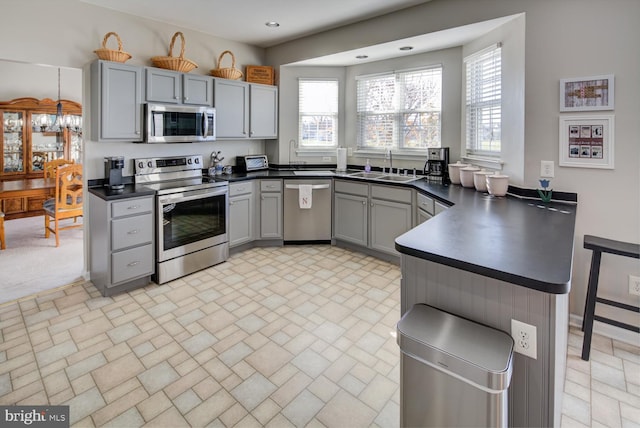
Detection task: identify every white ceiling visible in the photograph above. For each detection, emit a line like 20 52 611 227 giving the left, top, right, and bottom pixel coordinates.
79 0 514 66
79 0 434 48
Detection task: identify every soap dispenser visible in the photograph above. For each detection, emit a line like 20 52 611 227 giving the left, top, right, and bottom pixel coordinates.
364 159 371 173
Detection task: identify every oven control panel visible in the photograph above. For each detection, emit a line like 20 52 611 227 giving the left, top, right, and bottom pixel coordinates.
135 155 203 175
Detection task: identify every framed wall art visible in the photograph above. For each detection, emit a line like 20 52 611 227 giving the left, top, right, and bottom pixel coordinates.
559 115 614 169
560 74 614 111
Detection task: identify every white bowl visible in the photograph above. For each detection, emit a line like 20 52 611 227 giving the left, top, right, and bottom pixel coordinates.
473 170 494 192
459 166 480 188
486 174 509 196
447 162 467 184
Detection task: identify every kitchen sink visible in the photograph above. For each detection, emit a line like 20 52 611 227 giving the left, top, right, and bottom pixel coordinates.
377 174 421 183
347 171 387 179
292 170 334 176
347 171 421 183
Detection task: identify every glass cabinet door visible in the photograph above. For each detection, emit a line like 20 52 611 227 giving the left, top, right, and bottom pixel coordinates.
30 113 64 172
66 114 83 163
2 111 25 173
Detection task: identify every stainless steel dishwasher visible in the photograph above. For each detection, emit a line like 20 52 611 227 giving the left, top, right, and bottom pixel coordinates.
283 179 332 243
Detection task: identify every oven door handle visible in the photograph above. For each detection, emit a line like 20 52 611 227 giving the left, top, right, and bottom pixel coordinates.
158 187 227 204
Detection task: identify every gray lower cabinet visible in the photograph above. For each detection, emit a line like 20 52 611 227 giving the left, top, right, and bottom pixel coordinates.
89 60 143 142
416 192 449 225
334 189 368 246
89 194 154 296
229 181 255 247
334 179 413 256
259 179 282 239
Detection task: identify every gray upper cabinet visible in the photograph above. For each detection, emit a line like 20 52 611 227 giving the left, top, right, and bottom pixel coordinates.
214 79 277 139
249 84 278 139
90 60 142 142
214 79 249 138
145 68 213 106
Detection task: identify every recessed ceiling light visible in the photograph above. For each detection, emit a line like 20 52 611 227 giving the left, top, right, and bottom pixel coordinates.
356 55 368 59
399 46 414 51
265 21 280 28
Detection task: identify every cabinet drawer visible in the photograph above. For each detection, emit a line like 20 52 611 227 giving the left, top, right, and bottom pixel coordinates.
230 181 254 197
371 184 412 204
417 193 435 215
111 214 153 251
111 197 153 218
260 180 282 192
334 180 368 197
111 243 153 285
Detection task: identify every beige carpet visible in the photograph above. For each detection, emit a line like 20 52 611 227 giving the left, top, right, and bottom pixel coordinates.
0 215 84 304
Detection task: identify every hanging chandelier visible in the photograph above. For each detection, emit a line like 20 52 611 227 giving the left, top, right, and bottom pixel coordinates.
52 68 64 132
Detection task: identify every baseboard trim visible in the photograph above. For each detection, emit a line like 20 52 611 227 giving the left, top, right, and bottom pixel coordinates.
569 314 640 346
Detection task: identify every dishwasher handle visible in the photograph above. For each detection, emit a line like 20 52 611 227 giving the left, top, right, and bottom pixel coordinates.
285 184 330 190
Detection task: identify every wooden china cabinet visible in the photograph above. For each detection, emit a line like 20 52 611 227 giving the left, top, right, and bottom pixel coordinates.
0 97 82 219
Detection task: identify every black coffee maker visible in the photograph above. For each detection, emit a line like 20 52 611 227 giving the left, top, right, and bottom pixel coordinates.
104 156 125 191
423 147 450 184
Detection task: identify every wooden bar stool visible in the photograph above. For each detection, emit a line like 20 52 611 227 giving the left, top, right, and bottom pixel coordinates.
581 235 640 360
0 211 5 250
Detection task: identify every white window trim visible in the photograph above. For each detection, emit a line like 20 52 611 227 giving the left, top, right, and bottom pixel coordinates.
356 65 442 157
298 78 339 152
464 43 502 161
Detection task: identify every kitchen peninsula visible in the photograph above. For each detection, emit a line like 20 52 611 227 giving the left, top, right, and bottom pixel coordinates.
395 183 576 427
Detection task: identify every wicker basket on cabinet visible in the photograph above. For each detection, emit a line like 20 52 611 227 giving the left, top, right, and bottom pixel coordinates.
210 50 243 80
93 32 132 63
151 32 198 73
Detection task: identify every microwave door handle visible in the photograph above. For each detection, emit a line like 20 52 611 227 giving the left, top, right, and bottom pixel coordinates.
202 113 208 138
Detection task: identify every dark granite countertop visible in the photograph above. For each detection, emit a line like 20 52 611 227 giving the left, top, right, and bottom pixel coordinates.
88 183 156 201
88 168 576 294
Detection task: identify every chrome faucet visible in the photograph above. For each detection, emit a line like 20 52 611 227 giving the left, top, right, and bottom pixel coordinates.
385 149 393 174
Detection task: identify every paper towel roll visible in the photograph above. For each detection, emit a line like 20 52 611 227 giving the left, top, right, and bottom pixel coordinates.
336 148 347 172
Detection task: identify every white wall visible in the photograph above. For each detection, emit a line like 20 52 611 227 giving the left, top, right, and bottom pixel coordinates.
266 0 640 329
0 62 81 103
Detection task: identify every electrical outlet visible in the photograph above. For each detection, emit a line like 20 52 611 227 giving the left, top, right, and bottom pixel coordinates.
322 156 332 161
540 161 555 178
511 319 537 359
629 275 640 296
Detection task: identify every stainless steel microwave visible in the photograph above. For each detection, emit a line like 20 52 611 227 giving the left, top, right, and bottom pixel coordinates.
143 103 216 143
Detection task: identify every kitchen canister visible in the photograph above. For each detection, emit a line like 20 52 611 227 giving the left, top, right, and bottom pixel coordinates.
486 173 510 197
459 166 480 188
473 169 494 192
447 161 468 184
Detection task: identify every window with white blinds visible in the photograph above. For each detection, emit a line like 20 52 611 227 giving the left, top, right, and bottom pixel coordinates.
298 79 339 148
356 67 442 151
465 44 502 156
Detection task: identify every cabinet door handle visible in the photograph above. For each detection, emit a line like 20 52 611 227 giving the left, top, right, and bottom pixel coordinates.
370 202 374 207
362 201 366 205
261 196 265 200
127 205 140 210
230 201 234 205
127 261 140 267
184 97 189 101
127 229 139 235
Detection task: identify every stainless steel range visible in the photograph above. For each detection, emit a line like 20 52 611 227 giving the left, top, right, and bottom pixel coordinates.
135 155 228 284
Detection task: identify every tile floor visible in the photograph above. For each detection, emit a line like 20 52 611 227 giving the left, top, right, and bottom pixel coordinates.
0 245 638 427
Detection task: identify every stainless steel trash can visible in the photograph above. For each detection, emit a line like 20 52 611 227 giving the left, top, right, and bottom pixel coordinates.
397 304 514 427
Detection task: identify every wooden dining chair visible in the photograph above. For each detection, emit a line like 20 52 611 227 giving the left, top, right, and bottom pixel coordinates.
0 211 5 250
43 158 74 178
44 163 83 247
